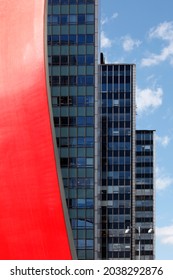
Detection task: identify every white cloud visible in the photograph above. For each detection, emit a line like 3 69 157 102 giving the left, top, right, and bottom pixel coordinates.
156 225 173 245
149 21 173 41
101 17 108 26
141 21 173 67
156 135 171 147
121 35 142 52
156 166 173 191
136 86 163 114
101 31 112 48
101 12 118 26
112 13 118 20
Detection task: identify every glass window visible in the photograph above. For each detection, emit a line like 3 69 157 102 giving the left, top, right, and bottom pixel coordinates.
77 96 85 105
86 117 93 125
77 199 85 208
69 55 77 65
77 158 85 166
61 0 68 4
69 35 76 44
78 76 85 85
69 117 76 125
69 15 77 24
86 14 94 23
86 96 94 105
69 76 76 85
61 15 68 25
61 55 68 65
78 14 85 24
86 137 93 146
78 35 85 45
86 55 94 65
52 35 59 44
61 76 68 85
47 35 51 44
77 116 85 126
53 117 59 126
70 138 77 146
48 15 59 24
78 55 85 65
86 0 94 3
52 55 60 65
86 240 93 248
51 76 59 86
86 199 93 208
86 75 94 85
61 117 68 125
86 158 93 166
60 35 68 45
86 34 94 44
78 239 85 249
78 137 85 146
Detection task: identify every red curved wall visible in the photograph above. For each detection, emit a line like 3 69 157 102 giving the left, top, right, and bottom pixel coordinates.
0 1 73 259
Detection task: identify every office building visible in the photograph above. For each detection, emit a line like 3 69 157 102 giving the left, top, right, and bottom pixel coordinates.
100 62 155 260
100 63 136 259
47 0 99 260
135 130 155 260
47 1 155 260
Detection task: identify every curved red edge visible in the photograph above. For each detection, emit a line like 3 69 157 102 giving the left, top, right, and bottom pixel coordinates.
0 1 75 259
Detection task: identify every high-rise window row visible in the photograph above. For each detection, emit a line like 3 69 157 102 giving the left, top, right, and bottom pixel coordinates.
48 0 94 4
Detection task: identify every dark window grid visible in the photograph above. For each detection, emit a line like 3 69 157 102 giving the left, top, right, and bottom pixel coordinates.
47 14 94 25
58 137 94 147
54 96 94 106
50 55 94 65
48 0 95 4
57 116 94 126
47 34 94 45
60 158 93 167
49 75 94 86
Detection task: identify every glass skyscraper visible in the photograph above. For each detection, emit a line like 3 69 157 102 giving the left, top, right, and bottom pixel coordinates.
47 1 155 260
100 63 136 259
100 62 155 260
135 130 155 260
47 0 99 260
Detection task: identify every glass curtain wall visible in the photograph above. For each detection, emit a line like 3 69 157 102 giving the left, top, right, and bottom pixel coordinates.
47 0 98 260
100 64 136 259
135 130 155 260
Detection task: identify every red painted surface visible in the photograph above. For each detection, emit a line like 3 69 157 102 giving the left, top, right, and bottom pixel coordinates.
0 1 72 259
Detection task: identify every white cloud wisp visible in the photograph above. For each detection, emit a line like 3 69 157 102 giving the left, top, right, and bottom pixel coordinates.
101 12 118 26
156 135 171 147
101 31 112 48
141 21 173 67
122 35 142 52
156 225 173 245
136 86 163 114
156 166 173 191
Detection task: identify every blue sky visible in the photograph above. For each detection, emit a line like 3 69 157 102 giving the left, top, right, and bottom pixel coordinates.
100 0 173 260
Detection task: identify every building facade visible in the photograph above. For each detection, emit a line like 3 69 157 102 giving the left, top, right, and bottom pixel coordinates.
135 130 155 260
47 0 99 260
47 1 155 260
100 62 155 260
100 63 136 259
